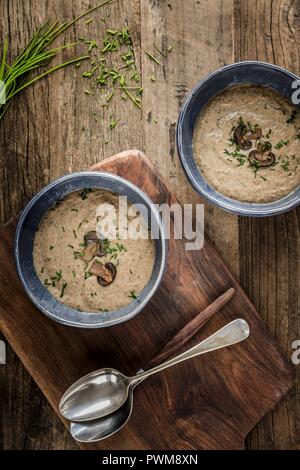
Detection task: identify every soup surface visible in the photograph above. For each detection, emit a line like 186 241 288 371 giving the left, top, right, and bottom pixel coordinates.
33 189 155 312
193 85 300 202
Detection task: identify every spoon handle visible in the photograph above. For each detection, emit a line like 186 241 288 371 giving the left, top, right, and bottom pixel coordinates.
144 288 235 370
130 319 249 385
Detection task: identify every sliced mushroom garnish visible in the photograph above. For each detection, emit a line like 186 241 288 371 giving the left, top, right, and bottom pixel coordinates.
83 231 105 257
234 124 262 150
248 127 262 140
84 231 99 245
248 149 275 167
89 260 116 286
80 242 99 262
234 124 252 149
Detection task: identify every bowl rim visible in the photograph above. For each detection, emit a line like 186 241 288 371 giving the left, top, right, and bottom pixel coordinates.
176 60 300 217
15 171 167 328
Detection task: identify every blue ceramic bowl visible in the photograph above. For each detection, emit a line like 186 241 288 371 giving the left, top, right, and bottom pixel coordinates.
15 172 167 328
177 61 300 216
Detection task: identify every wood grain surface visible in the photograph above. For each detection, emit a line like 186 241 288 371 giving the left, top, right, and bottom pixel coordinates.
0 150 295 450
0 0 299 450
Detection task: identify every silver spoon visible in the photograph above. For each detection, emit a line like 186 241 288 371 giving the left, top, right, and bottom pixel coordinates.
60 318 249 425
69 288 236 442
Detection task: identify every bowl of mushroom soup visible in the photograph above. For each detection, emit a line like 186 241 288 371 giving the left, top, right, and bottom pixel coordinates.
177 61 300 216
15 172 167 328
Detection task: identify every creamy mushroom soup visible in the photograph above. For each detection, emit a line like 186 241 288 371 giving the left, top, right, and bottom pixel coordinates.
193 85 300 202
33 188 155 312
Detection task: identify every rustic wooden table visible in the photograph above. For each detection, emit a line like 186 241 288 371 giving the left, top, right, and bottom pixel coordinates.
0 0 299 450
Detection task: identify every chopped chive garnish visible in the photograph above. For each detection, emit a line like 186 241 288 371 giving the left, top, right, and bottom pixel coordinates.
128 290 138 299
106 90 115 102
275 139 289 149
73 229 77 238
145 51 160 65
109 119 119 130
154 44 167 58
72 270 76 278
80 188 92 200
287 110 297 124
49 245 54 250
60 282 68 298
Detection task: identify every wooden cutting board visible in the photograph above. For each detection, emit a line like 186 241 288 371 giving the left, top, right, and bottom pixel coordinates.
0 150 294 450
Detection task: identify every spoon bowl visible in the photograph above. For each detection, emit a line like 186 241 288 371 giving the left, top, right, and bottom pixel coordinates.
60 319 250 425
70 388 135 442
60 368 130 422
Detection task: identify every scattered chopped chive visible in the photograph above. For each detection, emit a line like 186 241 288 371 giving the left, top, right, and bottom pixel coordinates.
287 110 297 124
154 44 167 58
68 244 74 249
116 242 127 252
130 72 140 82
261 140 272 151
281 160 290 171
104 139 110 144
275 139 289 149
86 40 98 52
150 76 156 82
40 266 44 274
266 129 272 138
84 89 91 95
75 62 81 68
80 188 92 200
49 245 54 250
154 118 158 123
51 270 62 282
106 90 115 102
62 226 65 232
84 271 92 280
260 175 268 181
73 229 77 238
85 18 93 25
71 208 79 212
167 45 173 52
109 119 119 130
60 282 68 298
295 134 300 140
72 270 76 278
121 86 141 109
128 290 138 299
145 51 160 65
